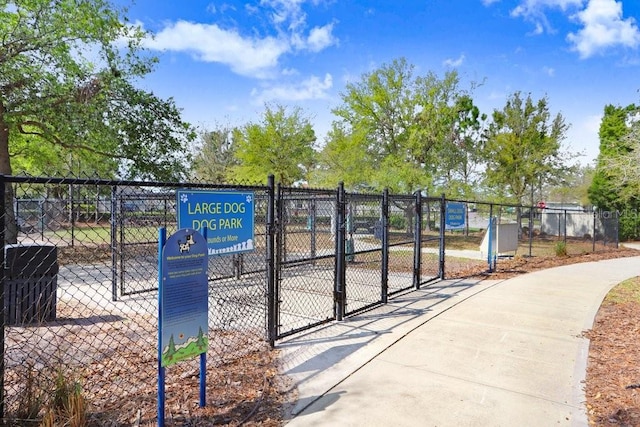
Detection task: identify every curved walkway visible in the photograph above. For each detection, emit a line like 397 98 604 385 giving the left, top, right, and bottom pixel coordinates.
279 255 640 426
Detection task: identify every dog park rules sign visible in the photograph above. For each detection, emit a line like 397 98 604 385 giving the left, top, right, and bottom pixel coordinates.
176 190 255 256
159 228 208 367
158 227 209 424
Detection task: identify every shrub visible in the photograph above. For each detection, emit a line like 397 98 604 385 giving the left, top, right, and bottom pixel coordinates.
12 365 87 427
555 241 568 257
389 214 406 230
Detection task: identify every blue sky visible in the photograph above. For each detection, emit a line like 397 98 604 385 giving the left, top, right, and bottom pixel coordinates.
118 0 640 164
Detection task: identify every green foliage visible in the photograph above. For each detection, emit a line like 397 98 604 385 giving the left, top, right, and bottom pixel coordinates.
233 104 316 185
13 364 86 426
484 92 573 204
16 362 45 421
313 123 374 189
192 126 239 183
388 214 407 230
0 0 195 180
619 212 640 241
548 163 594 208
588 103 640 240
325 58 466 193
0 0 196 243
588 104 638 211
554 241 567 257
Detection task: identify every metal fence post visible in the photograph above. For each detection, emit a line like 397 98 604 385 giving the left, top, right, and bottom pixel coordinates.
563 209 567 246
528 206 533 257
266 175 276 347
381 188 389 303
413 191 422 289
439 194 446 280
275 182 284 339
592 210 597 252
334 182 346 321
0 174 5 419
615 211 620 248
488 204 494 272
110 185 118 302
310 198 317 259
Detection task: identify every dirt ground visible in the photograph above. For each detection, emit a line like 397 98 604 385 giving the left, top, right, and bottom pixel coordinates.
98 246 640 426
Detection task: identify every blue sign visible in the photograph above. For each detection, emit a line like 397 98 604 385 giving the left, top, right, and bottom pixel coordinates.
445 202 466 229
177 190 255 256
160 228 208 367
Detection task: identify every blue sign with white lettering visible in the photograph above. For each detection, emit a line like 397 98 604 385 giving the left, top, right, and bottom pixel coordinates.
176 190 255 256
160 228 208 367
445 202 466 229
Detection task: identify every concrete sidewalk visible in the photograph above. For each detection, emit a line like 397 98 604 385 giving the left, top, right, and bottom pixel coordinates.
278 256 640 427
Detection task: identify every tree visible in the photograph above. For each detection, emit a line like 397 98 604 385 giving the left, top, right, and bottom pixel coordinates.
605 115 640 199
232 104 316 185
163 334 177 364
192 126 239 183
588 104 638 210
313 122 374 189
432 94 488 198
324 58 472 196
322 58 474 233
1 0 196 242
483 92 573 206
548 162 595 208
328 59 421 192
589 103 640 240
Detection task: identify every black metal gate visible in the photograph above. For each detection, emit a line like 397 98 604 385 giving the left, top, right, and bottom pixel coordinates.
273 186 337 339
272 185 446 339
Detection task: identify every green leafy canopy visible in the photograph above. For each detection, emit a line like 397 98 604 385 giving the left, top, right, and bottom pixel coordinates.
0 0 196 180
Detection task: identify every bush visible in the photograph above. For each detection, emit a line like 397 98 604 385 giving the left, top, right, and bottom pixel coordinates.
388 214 406 230
555 241 568 257
619 213 640 241
13 365 87 426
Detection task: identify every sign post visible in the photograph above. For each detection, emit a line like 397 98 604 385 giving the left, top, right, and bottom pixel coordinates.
158 227 209 426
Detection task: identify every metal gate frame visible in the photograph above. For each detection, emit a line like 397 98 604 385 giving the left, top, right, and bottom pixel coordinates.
272 183 446 341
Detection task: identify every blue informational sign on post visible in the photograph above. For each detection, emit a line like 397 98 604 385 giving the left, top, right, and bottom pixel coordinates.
158 227 209 426
445 202 466 230
160 228 208 366
176 190 255 256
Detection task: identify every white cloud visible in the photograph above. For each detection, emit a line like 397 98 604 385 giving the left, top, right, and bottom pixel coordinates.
207 3 236 14
145 21 289 78
443 54 466 68
251 73 333 104
511 0 584 17
510 0 583 34
142 1 338 79
260 0 308 31
542 65 555 76
567 0 640 58
490 0 640 57
306 23 338 52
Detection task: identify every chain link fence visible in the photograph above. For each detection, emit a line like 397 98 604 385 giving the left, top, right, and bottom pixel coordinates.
1 176 451 424
443 200 620 271
3 176 273 425
1 174 623 424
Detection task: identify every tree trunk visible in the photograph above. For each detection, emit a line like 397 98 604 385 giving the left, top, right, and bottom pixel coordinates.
0 109 17 244
405 205 414 237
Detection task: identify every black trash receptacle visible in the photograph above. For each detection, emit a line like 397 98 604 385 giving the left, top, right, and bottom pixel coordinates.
4 244 58 325
373 221 383 240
